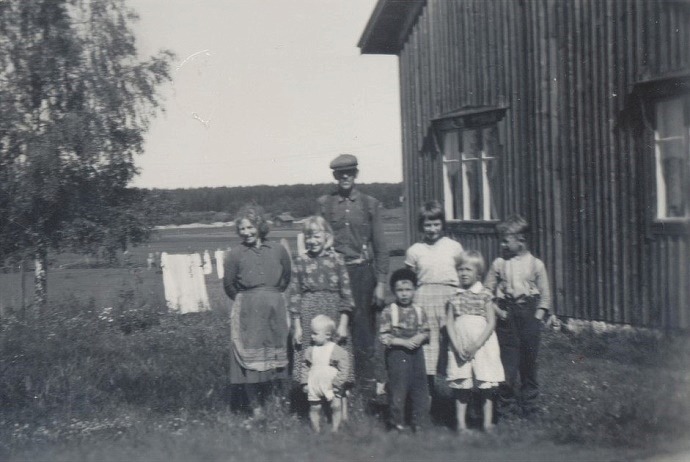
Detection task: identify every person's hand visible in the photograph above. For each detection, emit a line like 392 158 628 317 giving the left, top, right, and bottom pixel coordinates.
461 341 477 361
535 308 547 321
302 384 308 394
495 307 509 320
374 282 386 307
546 314 561 331
336 322 348 343
293 323 303 346
407 336 424 349
403 339 418 350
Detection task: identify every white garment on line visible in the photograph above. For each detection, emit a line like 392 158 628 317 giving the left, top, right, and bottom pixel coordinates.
161 252 211 313
202 250 213 275
215 249 226 279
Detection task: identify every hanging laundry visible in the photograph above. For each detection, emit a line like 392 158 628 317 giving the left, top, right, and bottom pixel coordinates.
202 250 213 275
160 252 211 313
215 248 227 279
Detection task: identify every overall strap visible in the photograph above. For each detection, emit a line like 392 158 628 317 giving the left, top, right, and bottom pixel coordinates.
414 305 423 324
325 341 336 360
391 303 399 328
530 253 538 276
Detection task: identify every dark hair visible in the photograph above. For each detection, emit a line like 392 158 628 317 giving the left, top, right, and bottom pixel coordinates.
234 204 270 239
457 250 486 279
417 200 446 232
389 267 417 291
496 214 529 239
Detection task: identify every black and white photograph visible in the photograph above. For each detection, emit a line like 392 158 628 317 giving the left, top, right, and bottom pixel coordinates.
0 0 689 460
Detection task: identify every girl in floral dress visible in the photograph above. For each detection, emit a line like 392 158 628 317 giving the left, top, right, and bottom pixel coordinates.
446 250 504 433
289 216 355 410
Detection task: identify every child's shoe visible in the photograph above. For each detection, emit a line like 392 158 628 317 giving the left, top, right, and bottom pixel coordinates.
391 424 407 434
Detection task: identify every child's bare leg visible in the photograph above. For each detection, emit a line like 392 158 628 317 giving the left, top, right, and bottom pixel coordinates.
330 398 342 432
455 399 468 431
309 403 322 433
454 389 471 433
340 395 348 422
482 396 495 431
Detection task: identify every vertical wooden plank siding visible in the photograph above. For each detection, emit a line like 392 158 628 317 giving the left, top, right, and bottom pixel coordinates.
394 0 690 328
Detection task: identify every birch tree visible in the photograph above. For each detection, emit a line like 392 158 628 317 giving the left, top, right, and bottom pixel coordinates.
0 0 174 306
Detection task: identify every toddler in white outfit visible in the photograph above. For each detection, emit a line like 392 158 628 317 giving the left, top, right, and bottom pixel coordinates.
300 315 351 432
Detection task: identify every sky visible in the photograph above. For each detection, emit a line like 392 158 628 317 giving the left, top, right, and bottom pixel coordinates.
128 0 402 189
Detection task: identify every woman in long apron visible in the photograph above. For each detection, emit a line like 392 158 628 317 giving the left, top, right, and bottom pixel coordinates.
224 205 291 418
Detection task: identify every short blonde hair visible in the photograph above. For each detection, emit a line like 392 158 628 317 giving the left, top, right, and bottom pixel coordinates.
310 314 336 335
458 250 486 279
301 216 334 250
301 215 333 236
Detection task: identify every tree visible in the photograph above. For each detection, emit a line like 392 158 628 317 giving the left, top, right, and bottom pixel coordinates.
0 0 174 306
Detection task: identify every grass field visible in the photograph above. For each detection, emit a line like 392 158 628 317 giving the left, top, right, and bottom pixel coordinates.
1 312 689 462
1 211 690 461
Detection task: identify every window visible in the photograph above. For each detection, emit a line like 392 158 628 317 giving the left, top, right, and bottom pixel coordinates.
654 96 689 220
632 72 690 227
432 107 506 222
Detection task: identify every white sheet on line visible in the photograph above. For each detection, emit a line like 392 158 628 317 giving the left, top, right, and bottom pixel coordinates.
161 252 211 313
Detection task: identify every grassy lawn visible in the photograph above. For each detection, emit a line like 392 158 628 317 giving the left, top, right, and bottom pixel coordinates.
1 303 689 461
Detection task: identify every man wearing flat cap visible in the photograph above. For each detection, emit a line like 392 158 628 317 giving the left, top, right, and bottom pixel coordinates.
317 154 388 399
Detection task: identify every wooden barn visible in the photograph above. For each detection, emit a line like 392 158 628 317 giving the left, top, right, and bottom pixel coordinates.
358 0 690 329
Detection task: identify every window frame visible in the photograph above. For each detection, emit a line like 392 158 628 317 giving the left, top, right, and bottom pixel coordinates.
431 106 507 224
652 96 690 222
633 73 690 235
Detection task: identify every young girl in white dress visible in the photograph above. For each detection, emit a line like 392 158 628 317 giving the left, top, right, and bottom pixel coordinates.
300 315 351 433
446 250 504 434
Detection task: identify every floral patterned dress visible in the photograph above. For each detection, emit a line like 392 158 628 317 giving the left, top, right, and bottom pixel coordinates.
445 283 504 389
288 250 355 385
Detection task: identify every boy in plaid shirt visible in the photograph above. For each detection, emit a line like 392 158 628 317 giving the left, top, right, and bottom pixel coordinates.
380 268 430 431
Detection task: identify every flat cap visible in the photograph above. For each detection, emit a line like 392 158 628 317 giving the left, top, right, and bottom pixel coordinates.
329 154 358 171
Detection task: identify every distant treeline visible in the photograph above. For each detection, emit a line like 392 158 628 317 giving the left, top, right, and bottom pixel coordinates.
153 183 402 224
